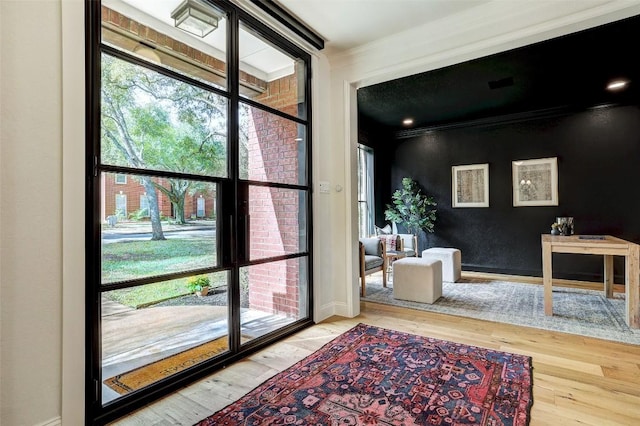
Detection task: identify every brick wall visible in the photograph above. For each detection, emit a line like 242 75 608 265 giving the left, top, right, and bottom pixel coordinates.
247 68 303 317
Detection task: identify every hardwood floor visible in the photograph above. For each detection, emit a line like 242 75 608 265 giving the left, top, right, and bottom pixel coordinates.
111 300 640 425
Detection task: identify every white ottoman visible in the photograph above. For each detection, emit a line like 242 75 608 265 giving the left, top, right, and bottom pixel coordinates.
393 258 442 304
421 247 461 282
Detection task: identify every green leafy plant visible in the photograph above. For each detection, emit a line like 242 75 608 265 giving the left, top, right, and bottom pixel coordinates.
186 275 210 293
384 177 437 235
128 208 149 221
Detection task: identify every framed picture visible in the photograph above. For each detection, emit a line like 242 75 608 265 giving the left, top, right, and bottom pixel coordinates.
452 163 489 208
512 157 558 206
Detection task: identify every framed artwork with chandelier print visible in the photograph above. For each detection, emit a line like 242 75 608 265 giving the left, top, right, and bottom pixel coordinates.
512 157 558 206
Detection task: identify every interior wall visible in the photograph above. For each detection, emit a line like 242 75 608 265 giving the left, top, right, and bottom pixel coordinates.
383 105 640 281
0 0 638 424
336 1 640 317
0 1 63 425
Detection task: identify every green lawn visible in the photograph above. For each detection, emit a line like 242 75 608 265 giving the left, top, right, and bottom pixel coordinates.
105 279 193 308
102 237 225 308
102 238 216 283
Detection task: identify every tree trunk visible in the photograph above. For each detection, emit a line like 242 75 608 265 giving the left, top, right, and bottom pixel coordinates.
174 196 186 224
141 177 166 240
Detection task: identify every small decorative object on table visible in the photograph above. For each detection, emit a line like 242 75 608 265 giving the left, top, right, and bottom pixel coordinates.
556 216 574 236
550 223 560 235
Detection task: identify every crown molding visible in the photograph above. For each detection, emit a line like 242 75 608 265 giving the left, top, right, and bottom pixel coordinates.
330 0 640 87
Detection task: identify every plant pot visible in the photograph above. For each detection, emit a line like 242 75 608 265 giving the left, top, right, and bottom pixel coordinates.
195 287 209 297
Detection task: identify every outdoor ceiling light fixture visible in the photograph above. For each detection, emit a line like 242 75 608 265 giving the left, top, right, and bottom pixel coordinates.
133 43 161 64
607 79 629 91
171 0 223 38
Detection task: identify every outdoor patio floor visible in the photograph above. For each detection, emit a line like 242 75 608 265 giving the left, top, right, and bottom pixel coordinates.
101 297 295 403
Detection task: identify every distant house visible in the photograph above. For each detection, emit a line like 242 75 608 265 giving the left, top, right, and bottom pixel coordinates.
102 173 216 222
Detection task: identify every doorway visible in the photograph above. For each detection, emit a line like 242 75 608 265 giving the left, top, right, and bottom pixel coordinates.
87 1 313 423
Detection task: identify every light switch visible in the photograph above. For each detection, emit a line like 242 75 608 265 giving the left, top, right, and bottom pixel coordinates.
318 181 330 193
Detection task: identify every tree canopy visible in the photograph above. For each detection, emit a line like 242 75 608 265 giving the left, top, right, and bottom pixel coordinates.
101 54 228 231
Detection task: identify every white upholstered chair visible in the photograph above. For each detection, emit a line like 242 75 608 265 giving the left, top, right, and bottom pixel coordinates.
398 234 418 257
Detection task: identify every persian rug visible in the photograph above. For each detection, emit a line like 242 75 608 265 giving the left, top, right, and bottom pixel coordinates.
196 323 533 425
104 336 228 394
361 275 640 345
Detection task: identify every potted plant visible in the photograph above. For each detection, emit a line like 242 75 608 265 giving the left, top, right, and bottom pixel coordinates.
187 275 211 297
384 177 437 249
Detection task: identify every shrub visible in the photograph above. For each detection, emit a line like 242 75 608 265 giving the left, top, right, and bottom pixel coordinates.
186 275 211 292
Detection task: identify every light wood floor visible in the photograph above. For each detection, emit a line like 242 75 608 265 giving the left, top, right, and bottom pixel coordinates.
111 300 640 425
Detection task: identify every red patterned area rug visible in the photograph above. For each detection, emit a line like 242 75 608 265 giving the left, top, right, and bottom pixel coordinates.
196 323 533 425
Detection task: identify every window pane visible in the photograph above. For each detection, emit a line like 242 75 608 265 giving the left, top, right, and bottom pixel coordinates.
240 257 308 343
239 103 306 185
239 23 306 119
102 271 229 403
248 186 307 261
101 0 228 91
101 53 228 178
102 173 218 285
139 194 150 217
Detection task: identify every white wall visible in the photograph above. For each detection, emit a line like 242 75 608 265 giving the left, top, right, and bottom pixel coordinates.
1 1 64 425
61 0 86 424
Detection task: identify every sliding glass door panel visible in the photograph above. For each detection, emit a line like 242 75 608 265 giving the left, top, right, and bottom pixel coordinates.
101 271 229 404
89 1 312 421
246 186 307 261
101 173 219 285
239 257 308 344
239 103 307 185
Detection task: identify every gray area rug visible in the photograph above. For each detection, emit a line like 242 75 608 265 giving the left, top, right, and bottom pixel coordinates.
362 275 640 345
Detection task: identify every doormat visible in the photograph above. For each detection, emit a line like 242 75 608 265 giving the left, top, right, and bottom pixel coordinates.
196 323 533 425
104 336 228 395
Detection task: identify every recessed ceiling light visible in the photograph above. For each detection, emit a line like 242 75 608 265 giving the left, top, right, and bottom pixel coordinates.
402 118 414 126
607 80 629 91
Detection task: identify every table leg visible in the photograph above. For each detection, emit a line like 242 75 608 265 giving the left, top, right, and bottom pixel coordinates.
626 244 640 328
604 255 614 298
542 240 553 316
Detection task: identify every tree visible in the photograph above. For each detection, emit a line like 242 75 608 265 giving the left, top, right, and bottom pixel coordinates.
101 60 167 240
384 177 437 235
101 55 227 232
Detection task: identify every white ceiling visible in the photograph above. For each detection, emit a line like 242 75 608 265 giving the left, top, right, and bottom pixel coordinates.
276 0 491 54
105 0 296 81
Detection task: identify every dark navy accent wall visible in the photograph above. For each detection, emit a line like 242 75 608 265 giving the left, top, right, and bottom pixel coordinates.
365 104 640 281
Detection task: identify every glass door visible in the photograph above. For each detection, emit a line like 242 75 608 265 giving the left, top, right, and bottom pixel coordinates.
87 1 312 423
236 23 310 345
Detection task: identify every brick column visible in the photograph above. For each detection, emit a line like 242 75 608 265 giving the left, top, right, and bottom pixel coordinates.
246 70 302 317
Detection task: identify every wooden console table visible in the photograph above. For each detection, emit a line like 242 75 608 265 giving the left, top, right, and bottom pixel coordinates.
541 234 640 328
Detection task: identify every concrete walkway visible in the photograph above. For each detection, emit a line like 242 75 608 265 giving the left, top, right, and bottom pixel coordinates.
101 297 294 403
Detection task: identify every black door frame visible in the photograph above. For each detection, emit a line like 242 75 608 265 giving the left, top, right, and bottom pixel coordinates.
85 1 314 424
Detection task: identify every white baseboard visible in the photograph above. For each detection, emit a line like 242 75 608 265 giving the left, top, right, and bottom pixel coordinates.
330 301 353 318
315 301 337 322
34 417 62 426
